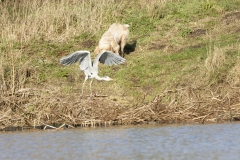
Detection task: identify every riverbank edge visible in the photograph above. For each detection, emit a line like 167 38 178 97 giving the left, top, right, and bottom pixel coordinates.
2 120 239 133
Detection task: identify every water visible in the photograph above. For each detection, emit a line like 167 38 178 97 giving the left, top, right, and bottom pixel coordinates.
0 123 240 160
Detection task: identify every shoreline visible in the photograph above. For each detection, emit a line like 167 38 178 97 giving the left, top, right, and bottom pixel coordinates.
1 120 239 133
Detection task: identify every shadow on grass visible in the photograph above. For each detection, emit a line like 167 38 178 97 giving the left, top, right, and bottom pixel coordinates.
124 40 137 55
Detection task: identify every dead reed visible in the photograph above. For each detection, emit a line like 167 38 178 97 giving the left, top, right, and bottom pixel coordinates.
0 88 128 130
1 0 113 43
205 45 226 72
1 84 240 131
118 86 240 124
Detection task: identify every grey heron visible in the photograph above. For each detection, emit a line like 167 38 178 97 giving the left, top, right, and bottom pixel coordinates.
60 50 125 99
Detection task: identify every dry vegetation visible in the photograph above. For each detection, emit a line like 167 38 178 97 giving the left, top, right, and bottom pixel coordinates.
1 0 240 131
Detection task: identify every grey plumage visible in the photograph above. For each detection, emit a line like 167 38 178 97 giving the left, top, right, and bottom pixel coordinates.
60 50 125 99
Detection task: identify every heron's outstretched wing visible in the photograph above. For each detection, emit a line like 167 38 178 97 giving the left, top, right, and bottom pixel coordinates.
93 51 125 68
60 51 91 70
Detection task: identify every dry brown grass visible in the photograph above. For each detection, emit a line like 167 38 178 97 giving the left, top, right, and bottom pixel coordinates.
227 59 240 87
0 88 128 130
0 0 116 43
226 43 240 87
205 45 226 72
2 85 240 131
118 86 240 124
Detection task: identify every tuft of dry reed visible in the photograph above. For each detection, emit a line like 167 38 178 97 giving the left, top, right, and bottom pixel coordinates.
205 45 226 72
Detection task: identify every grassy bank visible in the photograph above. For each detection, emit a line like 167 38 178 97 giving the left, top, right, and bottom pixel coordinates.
1 0 240 130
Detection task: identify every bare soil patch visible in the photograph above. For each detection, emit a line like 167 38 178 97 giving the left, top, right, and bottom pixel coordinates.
223 11 240 25
188 29 206 38
80 39 96 49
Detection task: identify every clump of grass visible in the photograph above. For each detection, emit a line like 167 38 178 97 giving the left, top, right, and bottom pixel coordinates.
205 45 226 72
227 58 240 87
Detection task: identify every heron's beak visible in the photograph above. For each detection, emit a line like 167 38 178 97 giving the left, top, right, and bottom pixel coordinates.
109 78 114 81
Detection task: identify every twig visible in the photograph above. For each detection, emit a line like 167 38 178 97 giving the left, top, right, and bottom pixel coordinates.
193 113 211 120
168 99 175 107
179 105 195 113
67 124 75 128
193 115 207 120
94 94 108 97
212 97 222 101
148 107 155 114
0 109 11 120
40 121 57 130
57 124 66 129
230 103 240 107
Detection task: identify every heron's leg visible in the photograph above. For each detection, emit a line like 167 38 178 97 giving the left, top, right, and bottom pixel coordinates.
81 76 88 98
89 79 93 100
